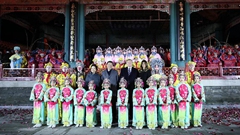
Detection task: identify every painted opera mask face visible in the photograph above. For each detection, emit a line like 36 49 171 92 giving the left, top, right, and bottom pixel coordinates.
188 64 195 72
46 66 52 73
194 76 200 83
171 67 178 74
62 66 68 73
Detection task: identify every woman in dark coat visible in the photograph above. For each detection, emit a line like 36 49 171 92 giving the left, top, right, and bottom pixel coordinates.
85 64 101 94
139 60 152 89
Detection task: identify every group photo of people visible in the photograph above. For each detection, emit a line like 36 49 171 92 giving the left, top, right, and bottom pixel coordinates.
28 44 206 130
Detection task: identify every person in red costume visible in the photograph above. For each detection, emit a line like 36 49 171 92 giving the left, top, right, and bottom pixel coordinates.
26 51 36 68
236 50 240 66
194 50 207 67
208 50 221 67
220 47 237 67
54 51 65 68
36 50 47 68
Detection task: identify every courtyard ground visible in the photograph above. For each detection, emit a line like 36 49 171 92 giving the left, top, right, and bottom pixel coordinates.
0 106 240 135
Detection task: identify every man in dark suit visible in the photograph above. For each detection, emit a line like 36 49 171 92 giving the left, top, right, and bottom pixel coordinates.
119 59 138 120
101 61 119 121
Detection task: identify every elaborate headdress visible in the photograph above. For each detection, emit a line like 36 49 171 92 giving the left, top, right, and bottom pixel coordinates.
119 77 127 86
193 71 201 79
139 46 145 51
102 78 110 87
159 75 168 83
56 51 64 57
106 47 112 52
77 78 85 86
60 62 69 69
127 46 132 52
50 76 57 83
44 62 53 68
151 46 157 51
76 59 84 68
188 61 196 66
88 80 96 89
170 63 178 69
96 46 102 52
14 46 20 51
146 76 157 86
64 76 72 83
150 58 164 74
35 72 44 80
134 77 144 88
178 71 186 79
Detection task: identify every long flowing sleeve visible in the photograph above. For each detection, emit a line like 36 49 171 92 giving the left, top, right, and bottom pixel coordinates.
124 90 129 106
38 83 46 100
116 90 120 106
201 84 206 102
140 89 145 106
186 84 192 102
83 92 89 106
132 89 137 106
44 89 50 102
99 90 104 105
145 89 149 105
166 88 171 104
29 84 36 101
106 90 112 104
73 89 78 106
191 84 199 102
91 92 98 106
175 84 183 102
158 89 164 105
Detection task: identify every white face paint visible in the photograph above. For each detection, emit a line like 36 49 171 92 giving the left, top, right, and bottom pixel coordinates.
46 66 52 73
171 67 178 74
62 67 68 72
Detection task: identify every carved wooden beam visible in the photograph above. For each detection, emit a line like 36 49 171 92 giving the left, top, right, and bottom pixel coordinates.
0 5 65 16
85 4 170 16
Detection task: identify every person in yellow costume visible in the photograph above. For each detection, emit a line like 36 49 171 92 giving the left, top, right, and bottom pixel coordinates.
56 62 76 121
43 62 57 89
115 57 126 69
57 62 76 89
170 63 180 86
133 55 141 70
185 61 197 86
21 51 28 68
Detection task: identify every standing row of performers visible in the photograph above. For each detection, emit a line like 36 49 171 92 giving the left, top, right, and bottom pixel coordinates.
30 60 205 129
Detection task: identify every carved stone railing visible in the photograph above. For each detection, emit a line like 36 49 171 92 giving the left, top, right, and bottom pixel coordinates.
1 64 240 81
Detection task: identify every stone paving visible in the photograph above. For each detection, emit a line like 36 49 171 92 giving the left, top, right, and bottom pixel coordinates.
0 107 240 135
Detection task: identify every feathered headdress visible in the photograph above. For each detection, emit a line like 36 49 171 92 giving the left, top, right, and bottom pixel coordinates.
44 62 53 68
134 77 144 88
119 77 127 86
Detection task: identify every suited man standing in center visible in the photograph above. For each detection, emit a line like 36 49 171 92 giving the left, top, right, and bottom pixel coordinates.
119 59 139 120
